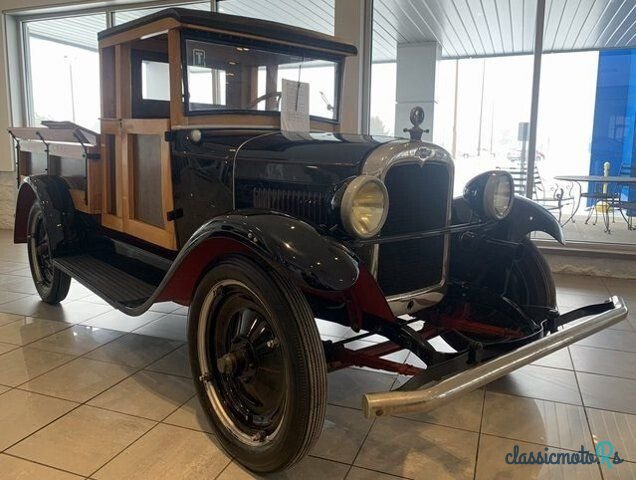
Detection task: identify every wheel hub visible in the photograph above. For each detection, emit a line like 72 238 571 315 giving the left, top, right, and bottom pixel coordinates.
203 287 287 441
216 338 255 377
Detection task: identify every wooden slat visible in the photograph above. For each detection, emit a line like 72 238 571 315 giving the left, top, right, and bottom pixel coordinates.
8 127 97 145
115 43 132 119
100 46 116 119
173 114 338 132
168 28 185 126
18 140 97 159
121 118 176 251
98 18 181 49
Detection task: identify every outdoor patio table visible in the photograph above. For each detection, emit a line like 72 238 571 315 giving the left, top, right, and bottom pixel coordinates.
554 175 636 233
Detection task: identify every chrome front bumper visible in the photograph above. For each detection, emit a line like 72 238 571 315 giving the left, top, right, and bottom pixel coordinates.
363 296 628 418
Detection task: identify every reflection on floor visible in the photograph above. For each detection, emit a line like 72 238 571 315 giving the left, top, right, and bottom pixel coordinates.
0 229 634 479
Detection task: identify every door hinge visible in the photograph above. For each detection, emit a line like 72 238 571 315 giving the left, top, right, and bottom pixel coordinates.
167 208 184 222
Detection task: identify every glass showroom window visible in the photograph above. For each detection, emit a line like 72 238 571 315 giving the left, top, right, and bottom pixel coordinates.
23 4 212 133
24 14 106 133
218 0 334 35
369 0 536 197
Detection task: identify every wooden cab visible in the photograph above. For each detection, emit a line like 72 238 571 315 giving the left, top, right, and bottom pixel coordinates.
12 8 357 252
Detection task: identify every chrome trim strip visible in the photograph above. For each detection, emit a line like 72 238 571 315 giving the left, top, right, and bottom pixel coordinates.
361 140 455 315
362 296 628 417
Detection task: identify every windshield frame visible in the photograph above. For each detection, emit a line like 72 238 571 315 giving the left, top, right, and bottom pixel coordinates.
180 29 344 124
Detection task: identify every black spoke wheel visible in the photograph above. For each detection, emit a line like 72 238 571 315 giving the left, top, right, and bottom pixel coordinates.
442 238 556 350
27 203 70 304
188 257 327 473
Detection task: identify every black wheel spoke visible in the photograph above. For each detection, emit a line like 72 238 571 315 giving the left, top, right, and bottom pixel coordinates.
208 287 286 439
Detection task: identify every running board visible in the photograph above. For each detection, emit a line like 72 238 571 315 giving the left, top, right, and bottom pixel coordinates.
362 296 628 418
54 254 157 308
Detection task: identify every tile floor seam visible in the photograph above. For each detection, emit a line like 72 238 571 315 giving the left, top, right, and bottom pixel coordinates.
78 311 165 334
86 419 162 479
568 342 636 356
1 450 89 478
307 454 410 480
475 427 600 455
0 319 75 348
472 388 488 480
345 464 415 480
570 368 636 383
77 336 185 371
12 386 84 405
493 388 636 417
35 299 113 323
211 454 236 480
0 401 85 455
78 351 198 423
0 293 31 306
81 401 183 425
569 346 609 479
13 353 143 393
345 375 398 476
87 421 233 480
5 349 81 389
391 412 485 435
482 388 585 408
479 431 596 454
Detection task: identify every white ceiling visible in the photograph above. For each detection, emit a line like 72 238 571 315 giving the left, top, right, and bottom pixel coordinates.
22 0 636 61
373 0 636 61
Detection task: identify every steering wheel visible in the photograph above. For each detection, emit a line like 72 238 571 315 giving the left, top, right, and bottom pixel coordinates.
249 91 282 109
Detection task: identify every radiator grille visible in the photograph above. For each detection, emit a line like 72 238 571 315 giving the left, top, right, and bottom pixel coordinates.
377 162 450 297
252 187 331 226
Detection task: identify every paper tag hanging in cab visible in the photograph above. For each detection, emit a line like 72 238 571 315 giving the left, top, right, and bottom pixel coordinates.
281 78 310 133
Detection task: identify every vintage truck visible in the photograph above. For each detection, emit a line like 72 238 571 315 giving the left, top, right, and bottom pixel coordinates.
9 8 627 473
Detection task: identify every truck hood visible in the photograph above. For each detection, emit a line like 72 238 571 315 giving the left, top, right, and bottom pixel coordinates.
234 131 401 180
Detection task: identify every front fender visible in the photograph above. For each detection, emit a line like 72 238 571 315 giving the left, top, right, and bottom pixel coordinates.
496 195 565 244
14 176 75 254
453 195 564 244
169 211 360 295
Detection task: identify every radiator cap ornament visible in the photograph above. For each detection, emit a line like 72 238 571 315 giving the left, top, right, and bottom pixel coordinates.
403 106 430 141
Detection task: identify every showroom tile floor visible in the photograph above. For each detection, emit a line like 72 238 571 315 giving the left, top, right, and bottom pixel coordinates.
0 229 634 479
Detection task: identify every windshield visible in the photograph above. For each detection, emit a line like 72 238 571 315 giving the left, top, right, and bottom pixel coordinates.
183 37 340 121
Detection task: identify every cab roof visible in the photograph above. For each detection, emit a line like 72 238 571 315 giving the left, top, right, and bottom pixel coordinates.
98 7 358 57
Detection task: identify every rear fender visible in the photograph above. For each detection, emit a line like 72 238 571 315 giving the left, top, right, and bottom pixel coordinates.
14 176 76 254
157 211 360 305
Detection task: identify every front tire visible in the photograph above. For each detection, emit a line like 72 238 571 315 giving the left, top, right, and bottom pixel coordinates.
27 203 71 304
188 257 327 473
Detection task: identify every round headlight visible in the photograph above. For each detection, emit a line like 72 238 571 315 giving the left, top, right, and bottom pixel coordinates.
484 171 514 220
340 176 389 238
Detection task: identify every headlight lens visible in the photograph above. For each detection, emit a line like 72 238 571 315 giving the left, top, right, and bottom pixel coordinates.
340 176 389 238
484 171 514 219
491 175 513 218
464 170 514 220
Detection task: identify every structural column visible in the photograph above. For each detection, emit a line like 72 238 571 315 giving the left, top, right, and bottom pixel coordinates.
394 42 440 141
334 0 372 134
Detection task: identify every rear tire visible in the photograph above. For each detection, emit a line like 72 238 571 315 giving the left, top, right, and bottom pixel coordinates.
442 238 556 350
188 257 327 473
27 203 71 304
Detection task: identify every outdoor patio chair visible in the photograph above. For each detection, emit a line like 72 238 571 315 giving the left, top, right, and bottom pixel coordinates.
504 164 576 226
580 168 621 228
614 162 635 230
